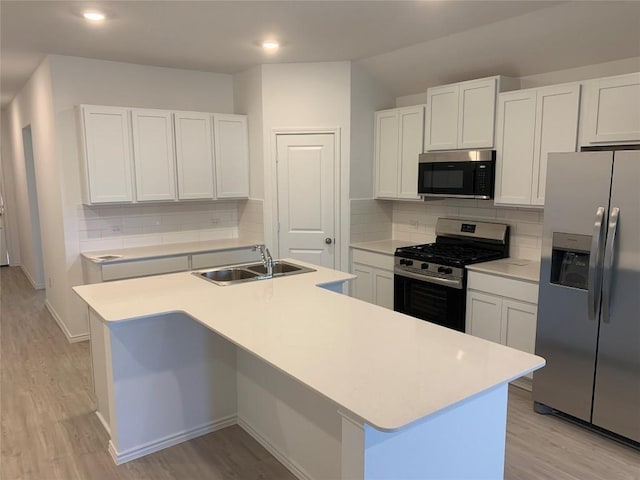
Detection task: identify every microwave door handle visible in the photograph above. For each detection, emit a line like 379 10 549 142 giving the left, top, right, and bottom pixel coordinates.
601 207 620 324
588 207 606 321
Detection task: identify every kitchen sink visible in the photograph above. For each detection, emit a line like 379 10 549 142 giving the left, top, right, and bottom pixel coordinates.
194 261 315 286
198 268 259 283
246 261 313 276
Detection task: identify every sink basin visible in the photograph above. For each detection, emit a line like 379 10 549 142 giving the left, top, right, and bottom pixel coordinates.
197 268 259 285
194 261 315 286
246 261 311 276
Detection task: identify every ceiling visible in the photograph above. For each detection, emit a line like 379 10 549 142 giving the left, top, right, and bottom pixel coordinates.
1 1 639 107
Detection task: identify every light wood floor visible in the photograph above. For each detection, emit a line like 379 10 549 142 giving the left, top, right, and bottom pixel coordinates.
1 266 638 479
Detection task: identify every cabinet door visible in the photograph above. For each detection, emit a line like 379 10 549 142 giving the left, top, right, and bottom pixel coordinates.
494 90 537 205
425 85 459 151
80 105 134 204
174 112 215 200
352 263 373 303
531 84 580 206
213 114 249 198
397 106 424 199
466 291 502 344
131 109 177 202
503 299 537 354
374 110 399 198
458 78 497 149
373 269 394 310
584 73 640 143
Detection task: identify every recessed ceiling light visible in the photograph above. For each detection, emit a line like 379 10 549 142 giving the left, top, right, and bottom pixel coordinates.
83 10 106 23
262 41 280 51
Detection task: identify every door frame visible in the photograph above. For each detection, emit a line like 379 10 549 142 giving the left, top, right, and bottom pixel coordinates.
266 127 346 271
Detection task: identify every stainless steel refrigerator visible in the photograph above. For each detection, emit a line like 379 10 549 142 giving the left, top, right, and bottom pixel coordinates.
533 149 639 444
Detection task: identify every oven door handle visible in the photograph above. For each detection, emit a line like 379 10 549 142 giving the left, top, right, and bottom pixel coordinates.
394 268 463 289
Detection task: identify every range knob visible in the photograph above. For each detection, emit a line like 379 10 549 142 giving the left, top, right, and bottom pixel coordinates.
438 266 453 274
400 259 414 266
421 263 429 270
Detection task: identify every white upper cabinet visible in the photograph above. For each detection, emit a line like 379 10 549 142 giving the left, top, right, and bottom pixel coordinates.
374 109 400 198
79 105 134 204
425 85 459 150
531 84 580 205
494 90 537 206
582 72 640 144
495 83 580 207
78 105 249 205
213 114 249 199
131 109 177 202
397 106 425 199
174 111 215 200
458 79 498 149
425 76 519 151
374 105 425 199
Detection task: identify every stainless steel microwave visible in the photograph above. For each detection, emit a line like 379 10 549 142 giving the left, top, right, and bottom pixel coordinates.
418 150 495 199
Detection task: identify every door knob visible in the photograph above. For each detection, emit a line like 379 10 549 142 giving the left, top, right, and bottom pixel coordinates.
325 237 333 245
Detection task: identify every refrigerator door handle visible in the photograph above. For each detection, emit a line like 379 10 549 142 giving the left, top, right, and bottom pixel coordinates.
601 207 620 323
588 207 606 321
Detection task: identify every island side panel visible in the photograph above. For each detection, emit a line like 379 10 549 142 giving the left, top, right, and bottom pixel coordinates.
341 383 509 480
105 312 238 463
236 348 342 480
88 309 111 432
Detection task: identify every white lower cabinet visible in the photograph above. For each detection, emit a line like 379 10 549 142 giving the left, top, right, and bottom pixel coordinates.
351 249 394 310
466 271 538 386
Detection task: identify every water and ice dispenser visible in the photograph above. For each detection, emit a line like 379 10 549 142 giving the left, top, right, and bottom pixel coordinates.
550 232 591 290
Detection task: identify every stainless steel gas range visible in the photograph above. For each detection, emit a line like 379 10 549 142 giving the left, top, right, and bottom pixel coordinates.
394 218 510 332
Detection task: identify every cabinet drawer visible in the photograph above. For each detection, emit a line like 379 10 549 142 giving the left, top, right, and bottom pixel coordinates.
351 249 395 270
102 255 189 281
191 249 258 269
467 271 538 304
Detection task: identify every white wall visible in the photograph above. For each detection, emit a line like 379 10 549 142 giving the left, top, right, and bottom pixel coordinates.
233 66 264 200
396 56 640 107
5 55 238 341
260 62 352 270
350 63 395 199
519 56 640 88
48 55 236 340
5 58 58 293
0 109 21 266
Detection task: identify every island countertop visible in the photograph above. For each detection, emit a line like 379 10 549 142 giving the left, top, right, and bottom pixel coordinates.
73 260 544 432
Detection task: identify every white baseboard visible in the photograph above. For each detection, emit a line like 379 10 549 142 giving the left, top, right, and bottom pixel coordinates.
109 415 237 465
238 416 312 480
44 300 90 343
95 411 111 436
20 265 45 290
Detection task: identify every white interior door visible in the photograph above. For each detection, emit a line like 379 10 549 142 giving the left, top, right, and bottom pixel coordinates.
276 134 335 268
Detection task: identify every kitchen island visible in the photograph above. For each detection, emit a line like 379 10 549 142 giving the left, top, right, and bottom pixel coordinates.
73 260 544 480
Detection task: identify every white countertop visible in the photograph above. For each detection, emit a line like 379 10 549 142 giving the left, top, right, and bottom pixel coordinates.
350 239 414 255
81 238 262 264
73 260 544 432
467 258 541 283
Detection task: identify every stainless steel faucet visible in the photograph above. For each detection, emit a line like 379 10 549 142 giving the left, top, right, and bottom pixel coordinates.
255 244 274 278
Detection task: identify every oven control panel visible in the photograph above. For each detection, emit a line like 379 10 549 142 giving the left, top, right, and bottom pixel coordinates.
395 257 464 280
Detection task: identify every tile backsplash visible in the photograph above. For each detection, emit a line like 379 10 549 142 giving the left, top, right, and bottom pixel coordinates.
76 201 239 252
350 199 393 243
392 199 543 260
238 199 264 242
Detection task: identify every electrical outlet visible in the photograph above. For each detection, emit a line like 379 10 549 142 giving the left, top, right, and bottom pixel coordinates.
111 226 121 233
211 217 219 225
